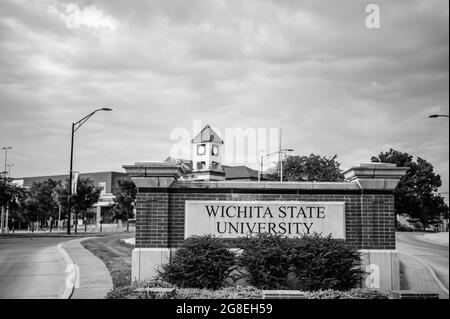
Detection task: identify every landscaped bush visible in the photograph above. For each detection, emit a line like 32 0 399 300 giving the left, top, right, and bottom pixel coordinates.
396 225 413 232
289 234 363 291
238 233 363 291
238 233 292 289
158 235 237 290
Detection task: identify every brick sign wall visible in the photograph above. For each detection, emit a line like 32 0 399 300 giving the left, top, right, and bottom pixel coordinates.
134 186 396 250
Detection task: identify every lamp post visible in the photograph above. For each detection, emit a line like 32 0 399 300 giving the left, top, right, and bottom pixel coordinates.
7 164 14 177
67 108 112 235
1 147 12 233
2 147 12 176
259 149 294 182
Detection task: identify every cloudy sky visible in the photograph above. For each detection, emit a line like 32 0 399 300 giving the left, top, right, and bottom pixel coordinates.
0 0 448 198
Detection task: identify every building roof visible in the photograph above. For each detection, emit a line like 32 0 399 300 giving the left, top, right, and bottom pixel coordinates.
192 125 224 144
15 171 128 192
164 157 261 180
17 171 126 181
222 165 260 180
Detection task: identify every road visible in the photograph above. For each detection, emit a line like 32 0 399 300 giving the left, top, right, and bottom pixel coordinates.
0 236 73 298
396 232 449 290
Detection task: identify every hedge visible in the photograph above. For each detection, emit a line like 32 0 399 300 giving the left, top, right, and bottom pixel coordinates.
239 233 363 291
158 235 237 290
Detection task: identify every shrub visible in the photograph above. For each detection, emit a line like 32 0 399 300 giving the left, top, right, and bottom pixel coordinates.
158 235 237 290
238 233 363 291
238 233 292 289
396 225 413 232
289 234 363 291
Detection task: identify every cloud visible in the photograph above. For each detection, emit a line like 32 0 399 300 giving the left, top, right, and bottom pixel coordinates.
48 2 118 30
0 0 448 199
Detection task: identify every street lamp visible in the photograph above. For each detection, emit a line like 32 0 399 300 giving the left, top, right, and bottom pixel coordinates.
429 114 449 118
259 148 294 182
67 108 112 235
1 147 12 176
7 164 14 177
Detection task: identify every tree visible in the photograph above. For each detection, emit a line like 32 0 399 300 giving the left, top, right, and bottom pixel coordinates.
72 178 101 232
371 148 449 229
267 154 344 182
52 182 69 220
111 177 136 222
26 179 60 229
24 197 40 231
52 177 101 233
0 175 28 230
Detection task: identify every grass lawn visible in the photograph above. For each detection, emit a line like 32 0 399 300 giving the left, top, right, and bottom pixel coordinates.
81 233 134 288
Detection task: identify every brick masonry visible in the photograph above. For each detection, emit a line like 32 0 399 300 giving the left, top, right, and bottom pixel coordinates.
134 185 396 250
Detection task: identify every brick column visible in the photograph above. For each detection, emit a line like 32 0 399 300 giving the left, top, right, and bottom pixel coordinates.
123 162 182 282
343 163 408 292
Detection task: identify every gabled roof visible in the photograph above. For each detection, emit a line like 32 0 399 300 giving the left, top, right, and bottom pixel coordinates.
192 125 223 144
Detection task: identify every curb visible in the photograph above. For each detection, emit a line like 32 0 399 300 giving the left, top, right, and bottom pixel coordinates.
400 251 449 297
57 242 79 299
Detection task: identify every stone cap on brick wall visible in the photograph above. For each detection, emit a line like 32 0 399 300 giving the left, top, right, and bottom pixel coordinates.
122 162 408 192
343 163 408 191
123 162 183 178
123 162 184 188
172 180 360 191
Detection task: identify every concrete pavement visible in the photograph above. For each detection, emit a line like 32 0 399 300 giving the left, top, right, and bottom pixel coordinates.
62 238 113 299
0 235 114 299
0 237 71 298
396 232 449 299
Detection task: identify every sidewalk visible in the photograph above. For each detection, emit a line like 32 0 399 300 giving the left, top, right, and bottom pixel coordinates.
61 238 114 299
399 252 449 299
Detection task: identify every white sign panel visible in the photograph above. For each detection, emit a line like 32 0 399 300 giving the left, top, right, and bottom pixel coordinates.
185 201 346 239
71 172 79 195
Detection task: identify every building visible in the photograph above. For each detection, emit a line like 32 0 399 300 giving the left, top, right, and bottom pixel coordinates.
191 124 226 181
14 126 267 228
165 157 263 182
15 171 127 224
167 125 266 181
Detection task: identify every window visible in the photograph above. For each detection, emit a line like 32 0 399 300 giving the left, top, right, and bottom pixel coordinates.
211 145 219 156
99 182 106 196
197 144 206 155
197 161 206 170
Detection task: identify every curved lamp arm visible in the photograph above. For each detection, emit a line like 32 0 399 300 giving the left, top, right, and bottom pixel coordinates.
73 108 112 133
